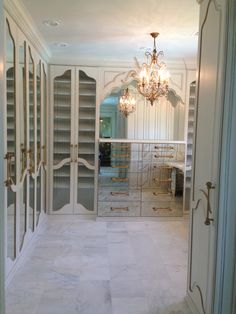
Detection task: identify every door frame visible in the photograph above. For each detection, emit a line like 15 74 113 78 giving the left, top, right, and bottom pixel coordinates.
214 0 236 312
0 0 6 313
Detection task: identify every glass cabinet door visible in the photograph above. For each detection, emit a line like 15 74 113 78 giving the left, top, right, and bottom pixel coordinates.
43 65 47 213
28 47 35 231
53 69 72 212
19 41 27 249
6 20 16 260
36 61 41 224
75 70 96 212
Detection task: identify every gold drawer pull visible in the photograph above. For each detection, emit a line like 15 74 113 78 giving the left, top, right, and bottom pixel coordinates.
112 154 130 158
154 154 174 158
112 165 128 169
152 207 171 212
154 145 174 150
153 178 172 182
111 177 128 182
111 207 129 212
153 165 172 169
111 192 129 196
152 192 171 196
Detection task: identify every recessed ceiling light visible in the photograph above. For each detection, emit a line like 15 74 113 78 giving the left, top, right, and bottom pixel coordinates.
54 42 69 48
43 20 60 27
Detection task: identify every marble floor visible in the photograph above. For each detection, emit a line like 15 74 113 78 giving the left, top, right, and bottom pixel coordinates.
6 216 190 314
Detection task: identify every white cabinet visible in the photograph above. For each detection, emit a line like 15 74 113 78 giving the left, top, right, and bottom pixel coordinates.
49 66 98 214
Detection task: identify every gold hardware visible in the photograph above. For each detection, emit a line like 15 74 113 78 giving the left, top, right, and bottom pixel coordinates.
74 144 78 162
154 154 174 159
152 207 171 212
200 181 215 225
153 178 172 182
112 165 128 169
4 152 15 186
154 145 174 150
152 192 171 196
112 154 130 158
111 207 129 212
28 149 34 174
153 165 172 169
21 144 26 172
110 192 129 196
111 177 128 182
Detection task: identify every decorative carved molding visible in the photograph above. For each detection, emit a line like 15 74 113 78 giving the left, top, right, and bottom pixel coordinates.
4 0 51 62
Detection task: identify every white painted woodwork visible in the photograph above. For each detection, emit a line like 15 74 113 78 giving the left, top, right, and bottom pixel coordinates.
186 0 227 313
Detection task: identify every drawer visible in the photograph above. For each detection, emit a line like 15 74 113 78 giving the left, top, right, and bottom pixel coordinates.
142 189 174 201
99 173 142 187
98 188 141 202
98 201 140 217
141 199 183 217
100 161 144 173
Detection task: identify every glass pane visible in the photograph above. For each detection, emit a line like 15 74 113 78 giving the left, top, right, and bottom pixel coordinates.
19 42 27 177
53 164 70 211
19 180 27 250
53 70 71 211
29 48 34 173
6 20 16 260
43 65 47 213
36 169 41 225
37 61 41 166
77 164 94 211
78 70 96 165
29 176 34 231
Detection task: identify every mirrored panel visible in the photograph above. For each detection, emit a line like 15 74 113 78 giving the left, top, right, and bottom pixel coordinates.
100 81 185 141
29 176 34 231
6 20 16 260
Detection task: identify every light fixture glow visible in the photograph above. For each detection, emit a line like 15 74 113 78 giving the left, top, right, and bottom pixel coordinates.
119 88 136 117
137 32 170 105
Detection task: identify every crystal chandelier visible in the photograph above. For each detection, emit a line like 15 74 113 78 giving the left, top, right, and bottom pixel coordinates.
137 32 170 105
119 88 136 117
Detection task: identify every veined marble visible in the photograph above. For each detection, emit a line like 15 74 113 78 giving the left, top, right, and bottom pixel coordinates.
6 216 190 314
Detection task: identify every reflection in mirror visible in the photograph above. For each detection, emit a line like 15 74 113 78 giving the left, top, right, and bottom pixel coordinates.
6 20 16 260
100 81 185 140
43 65 47 213
29 48 35 231
37 61 41 167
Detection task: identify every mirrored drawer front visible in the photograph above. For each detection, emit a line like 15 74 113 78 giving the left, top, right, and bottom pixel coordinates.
98 188 141 202
141 189 174 201
142 151 177 161
99 174 142 187
100 161 145 173
141 200 183 217
98 201 140 216
143 143 177 152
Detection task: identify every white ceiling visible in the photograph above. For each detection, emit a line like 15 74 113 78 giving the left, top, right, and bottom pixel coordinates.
19 0 199 65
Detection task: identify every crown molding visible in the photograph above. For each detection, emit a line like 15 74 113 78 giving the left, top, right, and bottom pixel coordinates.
4 0 51 62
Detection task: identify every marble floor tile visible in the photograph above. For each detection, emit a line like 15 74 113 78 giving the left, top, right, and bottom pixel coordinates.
6 217 189 314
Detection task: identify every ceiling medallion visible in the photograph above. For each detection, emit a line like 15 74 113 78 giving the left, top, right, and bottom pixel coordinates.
119 87 136 117
136 32 170 105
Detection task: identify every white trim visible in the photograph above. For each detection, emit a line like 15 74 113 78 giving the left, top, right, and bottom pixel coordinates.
4 0 51 62
99 138 186 144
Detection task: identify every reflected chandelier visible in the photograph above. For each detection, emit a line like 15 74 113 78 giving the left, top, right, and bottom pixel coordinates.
137 32 170 105
119 88 136 117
